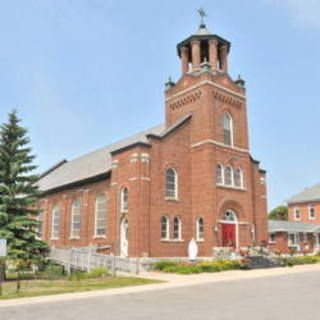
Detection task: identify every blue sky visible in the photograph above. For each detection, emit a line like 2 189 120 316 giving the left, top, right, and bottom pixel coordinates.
1 0 320 210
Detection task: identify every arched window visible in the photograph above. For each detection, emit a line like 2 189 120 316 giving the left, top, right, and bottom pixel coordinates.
173 217 182 240
70 199 81 238
225 166 233 186
223 113 233 146
234 168 243 188
224 210 237 222
51 205 60 240
216 164 224 185
120 187 128 212
165 168 178 199
196 217 204 241
95 194 107 236
161 216 169 240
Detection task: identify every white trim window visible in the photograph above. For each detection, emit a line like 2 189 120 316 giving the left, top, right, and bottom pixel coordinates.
268 232 276 244
173 217 182 240
216 164 224 185
70 199 81 239
294 207 301 221
51 205 60 240
222 113 233 146
308 205 316 220
161 216 169 240
120 187 129 212
225 166 233 186
288 232 299 248
165 168 178 199
234 168 243 188
95 194 107 237
196 217 204 241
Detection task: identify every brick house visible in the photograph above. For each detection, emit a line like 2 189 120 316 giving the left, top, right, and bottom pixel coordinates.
268 185 320 253
37 20 268 258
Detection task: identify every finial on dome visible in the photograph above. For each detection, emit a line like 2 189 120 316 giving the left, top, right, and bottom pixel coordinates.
235 74 246 88
165 76 175 90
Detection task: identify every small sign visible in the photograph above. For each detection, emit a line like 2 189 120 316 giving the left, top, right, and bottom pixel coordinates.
0 239 7 257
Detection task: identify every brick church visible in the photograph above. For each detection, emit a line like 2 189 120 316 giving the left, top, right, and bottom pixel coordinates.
37 17 268 258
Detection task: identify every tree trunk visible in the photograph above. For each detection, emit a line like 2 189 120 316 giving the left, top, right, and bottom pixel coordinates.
0 258 6 282
16 271 21 293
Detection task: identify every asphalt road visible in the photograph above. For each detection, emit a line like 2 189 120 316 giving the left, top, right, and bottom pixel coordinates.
2 271 320 320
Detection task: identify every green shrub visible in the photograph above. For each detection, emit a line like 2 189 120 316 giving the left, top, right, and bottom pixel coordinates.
198 260 242 273
88 267 109 279
177 266 202 274
153 260 178 271
162 266 181 273
41 264 65 280
68 271 88 281
280 256 320 267
159 260 243 274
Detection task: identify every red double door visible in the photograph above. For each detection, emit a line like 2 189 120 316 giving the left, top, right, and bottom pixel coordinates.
222 224 236 247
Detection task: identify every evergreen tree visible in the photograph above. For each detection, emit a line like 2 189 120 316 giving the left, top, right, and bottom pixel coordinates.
0 111 48 281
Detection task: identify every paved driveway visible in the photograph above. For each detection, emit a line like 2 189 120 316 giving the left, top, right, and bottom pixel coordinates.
2 270 320 320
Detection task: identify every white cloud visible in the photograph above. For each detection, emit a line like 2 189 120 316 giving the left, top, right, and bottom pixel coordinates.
270 0 320 29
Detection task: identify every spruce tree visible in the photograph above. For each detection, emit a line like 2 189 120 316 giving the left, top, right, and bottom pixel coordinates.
0 111 48 281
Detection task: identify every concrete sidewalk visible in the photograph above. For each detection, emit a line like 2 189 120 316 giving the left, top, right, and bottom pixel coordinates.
1 263 320 308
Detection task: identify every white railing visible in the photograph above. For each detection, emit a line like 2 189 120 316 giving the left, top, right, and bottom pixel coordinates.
49 247 141 274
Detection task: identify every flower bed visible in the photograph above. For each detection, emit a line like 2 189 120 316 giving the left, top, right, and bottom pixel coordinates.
153 260 243 274
279 255 320 267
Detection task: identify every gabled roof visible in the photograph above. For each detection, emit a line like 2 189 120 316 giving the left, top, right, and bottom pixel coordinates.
268 220 320 233
286 183 320 204
37 124 165 193
37 113 193 193
147 113 192 140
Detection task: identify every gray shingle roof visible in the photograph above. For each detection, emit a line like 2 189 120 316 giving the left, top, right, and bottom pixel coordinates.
268 220 320 233
37 124 165 192
286 183 320 204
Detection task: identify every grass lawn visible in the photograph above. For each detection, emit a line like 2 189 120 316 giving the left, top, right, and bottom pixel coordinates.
0 276 163 300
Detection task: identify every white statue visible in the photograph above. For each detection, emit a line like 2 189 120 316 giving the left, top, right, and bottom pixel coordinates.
188 238 198 261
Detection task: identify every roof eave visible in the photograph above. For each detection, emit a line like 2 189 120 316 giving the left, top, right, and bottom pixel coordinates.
39 171 111 196
110 142 151 156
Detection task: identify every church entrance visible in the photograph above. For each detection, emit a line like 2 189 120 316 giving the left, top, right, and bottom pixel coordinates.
222 223 236 247
120 217 128 257
221 210 238 248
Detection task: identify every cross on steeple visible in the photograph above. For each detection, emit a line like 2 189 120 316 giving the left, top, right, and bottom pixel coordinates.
197 8 207 28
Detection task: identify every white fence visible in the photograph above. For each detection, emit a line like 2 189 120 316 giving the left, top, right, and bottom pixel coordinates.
49 247 141 274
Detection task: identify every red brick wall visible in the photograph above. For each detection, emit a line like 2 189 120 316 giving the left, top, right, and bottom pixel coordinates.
38 62 267 258
269 232 316 254
39 179 112 250
288 202 320 224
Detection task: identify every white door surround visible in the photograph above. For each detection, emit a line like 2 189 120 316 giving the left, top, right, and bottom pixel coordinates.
120 217 128 257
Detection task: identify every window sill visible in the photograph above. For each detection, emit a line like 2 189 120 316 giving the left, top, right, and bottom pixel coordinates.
69 237 80 240
165 197 180 202
50 238 59 241
268 241 276 244
93 235 106 239
216 184 246 191
161 239 184 243
196 239 204 243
